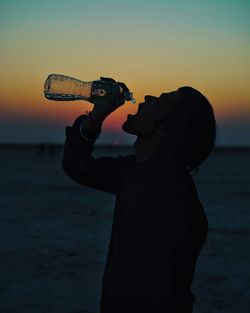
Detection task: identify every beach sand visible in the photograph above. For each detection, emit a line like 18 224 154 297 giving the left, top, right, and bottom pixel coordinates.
0 145 249 313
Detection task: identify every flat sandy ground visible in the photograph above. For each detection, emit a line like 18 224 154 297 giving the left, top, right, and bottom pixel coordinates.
0 145 250 313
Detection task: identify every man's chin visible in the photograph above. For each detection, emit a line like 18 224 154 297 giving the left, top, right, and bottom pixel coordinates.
122 120 135 135
121 120 129 132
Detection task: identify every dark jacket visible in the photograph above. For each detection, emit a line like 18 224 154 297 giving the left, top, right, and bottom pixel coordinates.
62 120 208 312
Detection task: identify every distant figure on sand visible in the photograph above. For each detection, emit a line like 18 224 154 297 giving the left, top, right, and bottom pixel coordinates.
62 78 216 313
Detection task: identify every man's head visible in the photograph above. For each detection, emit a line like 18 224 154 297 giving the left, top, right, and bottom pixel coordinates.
122 86 216 171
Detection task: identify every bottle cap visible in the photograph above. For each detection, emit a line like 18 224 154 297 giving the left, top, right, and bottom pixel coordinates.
124 91 136 103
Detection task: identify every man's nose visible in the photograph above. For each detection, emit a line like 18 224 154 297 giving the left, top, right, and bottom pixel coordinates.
144 95 158 102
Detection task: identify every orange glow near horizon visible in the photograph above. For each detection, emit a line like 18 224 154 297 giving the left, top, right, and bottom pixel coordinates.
1 68 249 121
1 84 249 126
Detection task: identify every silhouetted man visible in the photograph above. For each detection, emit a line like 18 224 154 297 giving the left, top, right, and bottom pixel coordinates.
62 78 216 313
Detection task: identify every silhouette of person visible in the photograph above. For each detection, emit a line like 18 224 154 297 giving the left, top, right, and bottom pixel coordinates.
62 78 216 313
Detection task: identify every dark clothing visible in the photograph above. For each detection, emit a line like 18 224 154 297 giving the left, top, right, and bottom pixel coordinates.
62 119 208 313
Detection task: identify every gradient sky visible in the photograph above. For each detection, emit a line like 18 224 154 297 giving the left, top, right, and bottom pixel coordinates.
1 0 249 145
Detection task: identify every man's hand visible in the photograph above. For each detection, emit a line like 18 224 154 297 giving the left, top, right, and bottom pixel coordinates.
90 77 130 123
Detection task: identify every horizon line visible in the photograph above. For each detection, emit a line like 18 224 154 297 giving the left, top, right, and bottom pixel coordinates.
0 143 249 149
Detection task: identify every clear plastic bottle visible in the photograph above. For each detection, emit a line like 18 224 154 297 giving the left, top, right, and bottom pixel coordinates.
44 74 136 104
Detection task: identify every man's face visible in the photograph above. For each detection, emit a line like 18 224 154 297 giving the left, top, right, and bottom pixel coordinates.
122 91 178 138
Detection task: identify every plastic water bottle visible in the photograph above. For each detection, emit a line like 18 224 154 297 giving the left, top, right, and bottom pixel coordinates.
44 74 136 104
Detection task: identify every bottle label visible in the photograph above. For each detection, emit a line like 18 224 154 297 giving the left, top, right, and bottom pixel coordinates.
92 85 107 97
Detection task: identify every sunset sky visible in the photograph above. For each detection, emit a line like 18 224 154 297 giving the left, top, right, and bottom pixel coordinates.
1 0 249 145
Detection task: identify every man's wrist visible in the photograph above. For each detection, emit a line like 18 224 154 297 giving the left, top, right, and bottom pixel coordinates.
79 113 102 142
88 112 104 128
89 110 106 125
80 113 103 132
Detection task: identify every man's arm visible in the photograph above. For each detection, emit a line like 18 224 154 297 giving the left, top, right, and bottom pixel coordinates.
62 113 135 195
